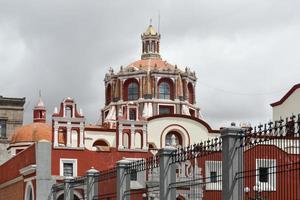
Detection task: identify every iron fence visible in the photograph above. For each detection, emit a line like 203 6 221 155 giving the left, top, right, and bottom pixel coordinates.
169 138 222 200
238 115 300 200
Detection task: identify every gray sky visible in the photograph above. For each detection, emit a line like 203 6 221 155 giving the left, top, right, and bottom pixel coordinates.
0 0 299 128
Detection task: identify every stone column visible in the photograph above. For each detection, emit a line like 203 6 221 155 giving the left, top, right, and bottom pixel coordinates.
130 124 135 149
159 147 176 200
53 124 59 147
116 160 131 200
86 168 100 200
154 77 157 99
174 78 178 100
118 124 123 149
221 123 244 200
64 177 74 200
66 123 71 147
35 141 56 200
139 77 143 99
120 80 123 101
79 125 84 148
142 124 147 150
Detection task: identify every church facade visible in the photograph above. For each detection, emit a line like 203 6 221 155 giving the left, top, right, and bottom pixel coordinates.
0 25 219 200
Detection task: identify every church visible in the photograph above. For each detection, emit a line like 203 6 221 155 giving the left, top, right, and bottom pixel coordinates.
0 24 219 200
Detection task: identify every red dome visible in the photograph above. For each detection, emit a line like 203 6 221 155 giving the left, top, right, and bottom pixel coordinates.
10 123 52 144
127 58 179 71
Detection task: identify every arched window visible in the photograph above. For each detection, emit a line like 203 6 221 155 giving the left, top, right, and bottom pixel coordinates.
25 181 34 200
128 82 139 100
135 132 142 149
188 83 194 104
159 82 171 99
71 129 78 148
165 131 182 147
106 84 112 105
93 139 110 151
123 133 129 148
65 106 72 118
93 140 109 147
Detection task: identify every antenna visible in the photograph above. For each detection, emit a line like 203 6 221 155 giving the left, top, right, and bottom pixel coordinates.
150 18 152 26
158 10 160 33
39 89 42 98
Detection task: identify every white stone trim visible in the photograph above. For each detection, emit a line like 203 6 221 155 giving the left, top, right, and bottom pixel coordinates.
24 181 35 200
19 164 36 176
60 158 78 177
205 160 222 191
255 159 276 191
0 176 23 189
24 176 36 183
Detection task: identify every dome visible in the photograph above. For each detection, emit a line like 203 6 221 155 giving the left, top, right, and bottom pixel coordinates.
10 123 52 144
126 58 180 72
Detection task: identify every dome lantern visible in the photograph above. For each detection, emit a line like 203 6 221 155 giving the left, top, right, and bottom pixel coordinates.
141 23 161 60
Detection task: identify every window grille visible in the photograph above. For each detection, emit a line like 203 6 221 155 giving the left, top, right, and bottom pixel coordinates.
63 163 73 177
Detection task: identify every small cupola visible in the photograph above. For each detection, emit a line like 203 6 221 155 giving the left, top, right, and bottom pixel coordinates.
33 95 46 123
141 23 161 60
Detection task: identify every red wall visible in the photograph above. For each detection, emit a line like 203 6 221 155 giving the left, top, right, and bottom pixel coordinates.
0 144 36 184
51 147 152 176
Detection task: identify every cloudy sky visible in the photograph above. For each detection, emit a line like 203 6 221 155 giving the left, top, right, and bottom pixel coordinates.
0 0 299 128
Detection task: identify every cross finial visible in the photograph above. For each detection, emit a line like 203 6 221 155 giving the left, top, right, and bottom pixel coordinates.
150 18 152 26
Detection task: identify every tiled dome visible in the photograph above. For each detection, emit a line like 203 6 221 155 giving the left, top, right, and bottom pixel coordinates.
10 123 52 144
126 58 179 72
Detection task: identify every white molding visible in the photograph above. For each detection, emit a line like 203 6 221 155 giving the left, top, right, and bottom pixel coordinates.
19 164 36 176
0 176 23 189
60 158 78 177
24 176 36 183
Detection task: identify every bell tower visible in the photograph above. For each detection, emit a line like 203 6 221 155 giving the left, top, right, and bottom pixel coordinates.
33 93 46 123
141 23 161 60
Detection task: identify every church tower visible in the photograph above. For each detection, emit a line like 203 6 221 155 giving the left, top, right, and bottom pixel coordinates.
33 95 46 123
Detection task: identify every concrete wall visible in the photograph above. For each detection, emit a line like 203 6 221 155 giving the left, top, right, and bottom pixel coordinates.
0 143 9 165
273 89 300 121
